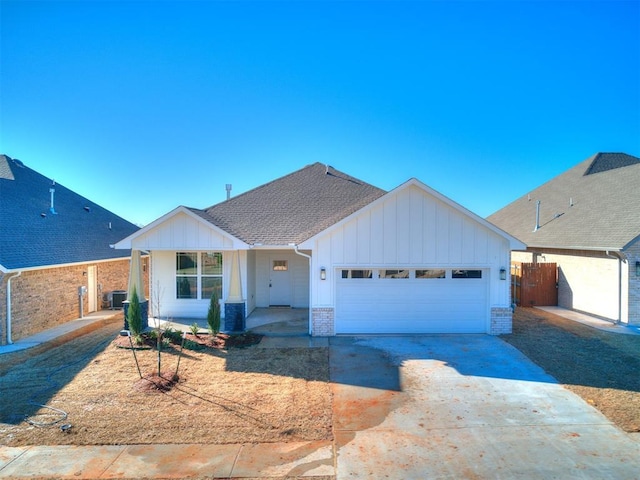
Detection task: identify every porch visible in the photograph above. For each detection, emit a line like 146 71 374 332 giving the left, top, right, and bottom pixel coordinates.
148 307 309 337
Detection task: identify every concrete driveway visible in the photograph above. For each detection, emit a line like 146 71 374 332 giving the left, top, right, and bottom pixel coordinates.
330 335 640 479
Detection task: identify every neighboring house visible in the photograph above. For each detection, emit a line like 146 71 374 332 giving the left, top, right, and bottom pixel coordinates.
488 152 640 326
115 163 523 336
0 154 142 345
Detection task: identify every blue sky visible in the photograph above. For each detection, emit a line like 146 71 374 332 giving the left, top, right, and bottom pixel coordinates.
1 0 638 227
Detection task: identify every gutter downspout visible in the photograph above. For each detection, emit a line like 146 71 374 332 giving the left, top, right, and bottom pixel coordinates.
290 244 312 335
606 251 626 324
6 271 22 344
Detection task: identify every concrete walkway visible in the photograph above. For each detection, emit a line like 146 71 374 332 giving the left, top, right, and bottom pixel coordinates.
536 306 640 335
0 310 122 356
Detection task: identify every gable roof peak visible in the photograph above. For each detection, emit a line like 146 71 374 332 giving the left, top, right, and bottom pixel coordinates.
584 152 640 176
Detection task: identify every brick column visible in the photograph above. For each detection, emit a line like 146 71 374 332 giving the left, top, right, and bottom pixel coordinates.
490 306 513 335
312 307 335 336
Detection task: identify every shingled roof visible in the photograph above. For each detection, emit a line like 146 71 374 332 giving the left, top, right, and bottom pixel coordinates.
190 162 386 245
0 154 139 271
487 152 640 251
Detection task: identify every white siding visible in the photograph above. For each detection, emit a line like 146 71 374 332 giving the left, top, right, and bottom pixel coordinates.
315 187 508 282
131 211 236 251
307 183 512 334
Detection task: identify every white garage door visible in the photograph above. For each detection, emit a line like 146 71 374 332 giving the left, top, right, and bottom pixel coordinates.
335 268 488 334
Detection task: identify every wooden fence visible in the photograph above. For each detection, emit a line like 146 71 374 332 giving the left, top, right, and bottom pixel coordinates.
511 262 558 307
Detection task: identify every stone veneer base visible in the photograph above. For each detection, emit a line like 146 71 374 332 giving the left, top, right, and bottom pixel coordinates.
224 302 246 332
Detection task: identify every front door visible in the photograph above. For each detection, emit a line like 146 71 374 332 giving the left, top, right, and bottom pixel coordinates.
87 265 97 313
269 258 291 306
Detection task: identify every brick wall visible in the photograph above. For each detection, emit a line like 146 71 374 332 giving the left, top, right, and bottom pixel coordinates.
312 307 334 336
516 248 618 320
0 258 134 345
625 240 640 326
515 247 640 325
490 306 512 335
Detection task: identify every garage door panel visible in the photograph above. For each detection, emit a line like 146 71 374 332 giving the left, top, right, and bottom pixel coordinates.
336 274 488 334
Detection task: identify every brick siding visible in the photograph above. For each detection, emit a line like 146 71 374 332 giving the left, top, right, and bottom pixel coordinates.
490 306 512 335
626 239 640 326
0 258 139 345
312 307 334 336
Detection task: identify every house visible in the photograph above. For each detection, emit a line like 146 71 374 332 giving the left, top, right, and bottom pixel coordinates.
488 152 640 326
114 163 524 336
0 154 142 345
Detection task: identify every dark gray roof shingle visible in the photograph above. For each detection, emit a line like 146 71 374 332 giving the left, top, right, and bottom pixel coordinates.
191 163 386 245
0 154 139 270
488 152 640 251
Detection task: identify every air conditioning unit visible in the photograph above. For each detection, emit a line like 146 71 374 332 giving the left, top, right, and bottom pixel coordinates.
110 290 127 309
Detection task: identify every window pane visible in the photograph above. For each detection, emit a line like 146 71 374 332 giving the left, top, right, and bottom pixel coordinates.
273 260 288 271
381 269 409 279
176 277 197 298
416 269 446 279
202 277 223 300
202 252 222 275
177 252 197 275
452 269 482 279
341 270 373 279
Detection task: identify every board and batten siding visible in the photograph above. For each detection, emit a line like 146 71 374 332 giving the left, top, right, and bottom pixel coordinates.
129 211 237 251
308 184 511 307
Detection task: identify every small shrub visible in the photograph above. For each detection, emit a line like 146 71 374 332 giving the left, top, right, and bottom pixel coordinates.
163 328 183 344
207 292 221 335
127 287 143 336
190 322 200 337
183 339 204 351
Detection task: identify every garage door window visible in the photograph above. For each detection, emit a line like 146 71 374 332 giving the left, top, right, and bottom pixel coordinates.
416 269 446 279
452 269 482 279
380 269 410 279
341 270 373 279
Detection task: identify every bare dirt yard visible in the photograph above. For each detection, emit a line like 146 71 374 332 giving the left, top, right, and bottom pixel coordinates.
0 322 332 446
503 307 640 433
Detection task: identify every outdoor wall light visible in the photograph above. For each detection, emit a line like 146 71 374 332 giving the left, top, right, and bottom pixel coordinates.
320 267 327 280
499 267 507 281
636 261 640 277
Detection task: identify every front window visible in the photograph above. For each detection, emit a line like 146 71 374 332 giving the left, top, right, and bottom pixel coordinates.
202 252 223 299
176 252 198 299
176 252 223 299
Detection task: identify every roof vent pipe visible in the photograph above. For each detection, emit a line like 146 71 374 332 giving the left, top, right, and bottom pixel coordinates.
533 200 541 232
49 186 58 214
570 197 574 207
225 184 232 200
